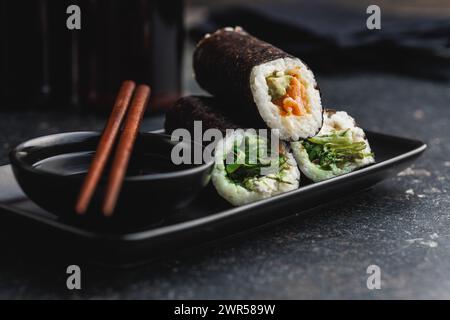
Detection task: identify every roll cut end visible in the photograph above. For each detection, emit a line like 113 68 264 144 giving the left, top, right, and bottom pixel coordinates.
250 57 323 141
213 129 300 206
291 109 375 182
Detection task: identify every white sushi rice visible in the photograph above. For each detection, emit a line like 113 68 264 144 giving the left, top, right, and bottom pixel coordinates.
291 110 375 182
250 57 323 141
212 129 300 206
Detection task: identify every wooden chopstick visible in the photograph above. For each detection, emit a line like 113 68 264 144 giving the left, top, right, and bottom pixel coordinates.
75 80 136 215
102 85 151 217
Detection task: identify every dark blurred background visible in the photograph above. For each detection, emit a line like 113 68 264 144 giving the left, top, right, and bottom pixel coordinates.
1 0 449 113
1 0 450 300
187 0 450 79
0 0 184 112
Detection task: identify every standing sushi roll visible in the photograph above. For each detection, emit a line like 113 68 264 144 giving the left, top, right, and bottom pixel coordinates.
291 110 375 182
194 27 323 141
213 130 300 206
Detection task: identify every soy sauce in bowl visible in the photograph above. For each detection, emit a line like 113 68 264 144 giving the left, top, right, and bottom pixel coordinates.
33 151 190 176
10 132 213 231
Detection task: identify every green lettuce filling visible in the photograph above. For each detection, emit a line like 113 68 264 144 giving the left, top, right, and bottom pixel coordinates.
225 135 291 189
302 130 373 171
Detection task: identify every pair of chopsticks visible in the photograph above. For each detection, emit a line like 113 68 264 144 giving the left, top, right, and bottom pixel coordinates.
75 81 151 216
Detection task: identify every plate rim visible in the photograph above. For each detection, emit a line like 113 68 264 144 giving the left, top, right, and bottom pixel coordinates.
0 130 427 242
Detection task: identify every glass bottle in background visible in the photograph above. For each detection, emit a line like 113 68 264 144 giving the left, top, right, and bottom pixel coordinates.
0 0 184 113
79 0 185 113
0 0 73 108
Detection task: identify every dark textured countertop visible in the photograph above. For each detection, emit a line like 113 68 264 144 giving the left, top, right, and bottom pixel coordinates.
1 63 450 299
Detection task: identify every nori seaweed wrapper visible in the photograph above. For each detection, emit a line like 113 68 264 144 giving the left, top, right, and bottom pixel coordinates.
165 96 247 135
193 27 292 110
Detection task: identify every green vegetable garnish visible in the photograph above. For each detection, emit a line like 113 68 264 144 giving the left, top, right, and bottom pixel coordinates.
303 130 373 171
225 135 291 189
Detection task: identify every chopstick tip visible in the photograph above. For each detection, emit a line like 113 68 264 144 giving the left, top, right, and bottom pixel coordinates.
102 203 115 218
74 202 87 215
137 84 151 95
123 79 136 86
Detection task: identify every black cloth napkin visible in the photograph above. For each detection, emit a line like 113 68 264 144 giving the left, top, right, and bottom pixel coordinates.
191 2 450 81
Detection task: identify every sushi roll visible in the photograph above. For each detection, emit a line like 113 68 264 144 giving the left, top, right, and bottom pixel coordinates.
213 129 300 206
291 110 375 182
165 97 299 205
165 96 243 135
193 27 323 141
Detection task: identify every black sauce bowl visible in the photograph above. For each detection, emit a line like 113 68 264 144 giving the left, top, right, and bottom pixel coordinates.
10 131 213 230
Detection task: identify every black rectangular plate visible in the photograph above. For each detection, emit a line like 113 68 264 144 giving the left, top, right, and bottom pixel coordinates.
0 131 426 266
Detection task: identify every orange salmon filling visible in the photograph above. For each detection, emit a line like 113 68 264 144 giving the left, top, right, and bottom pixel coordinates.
272 69 311 117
